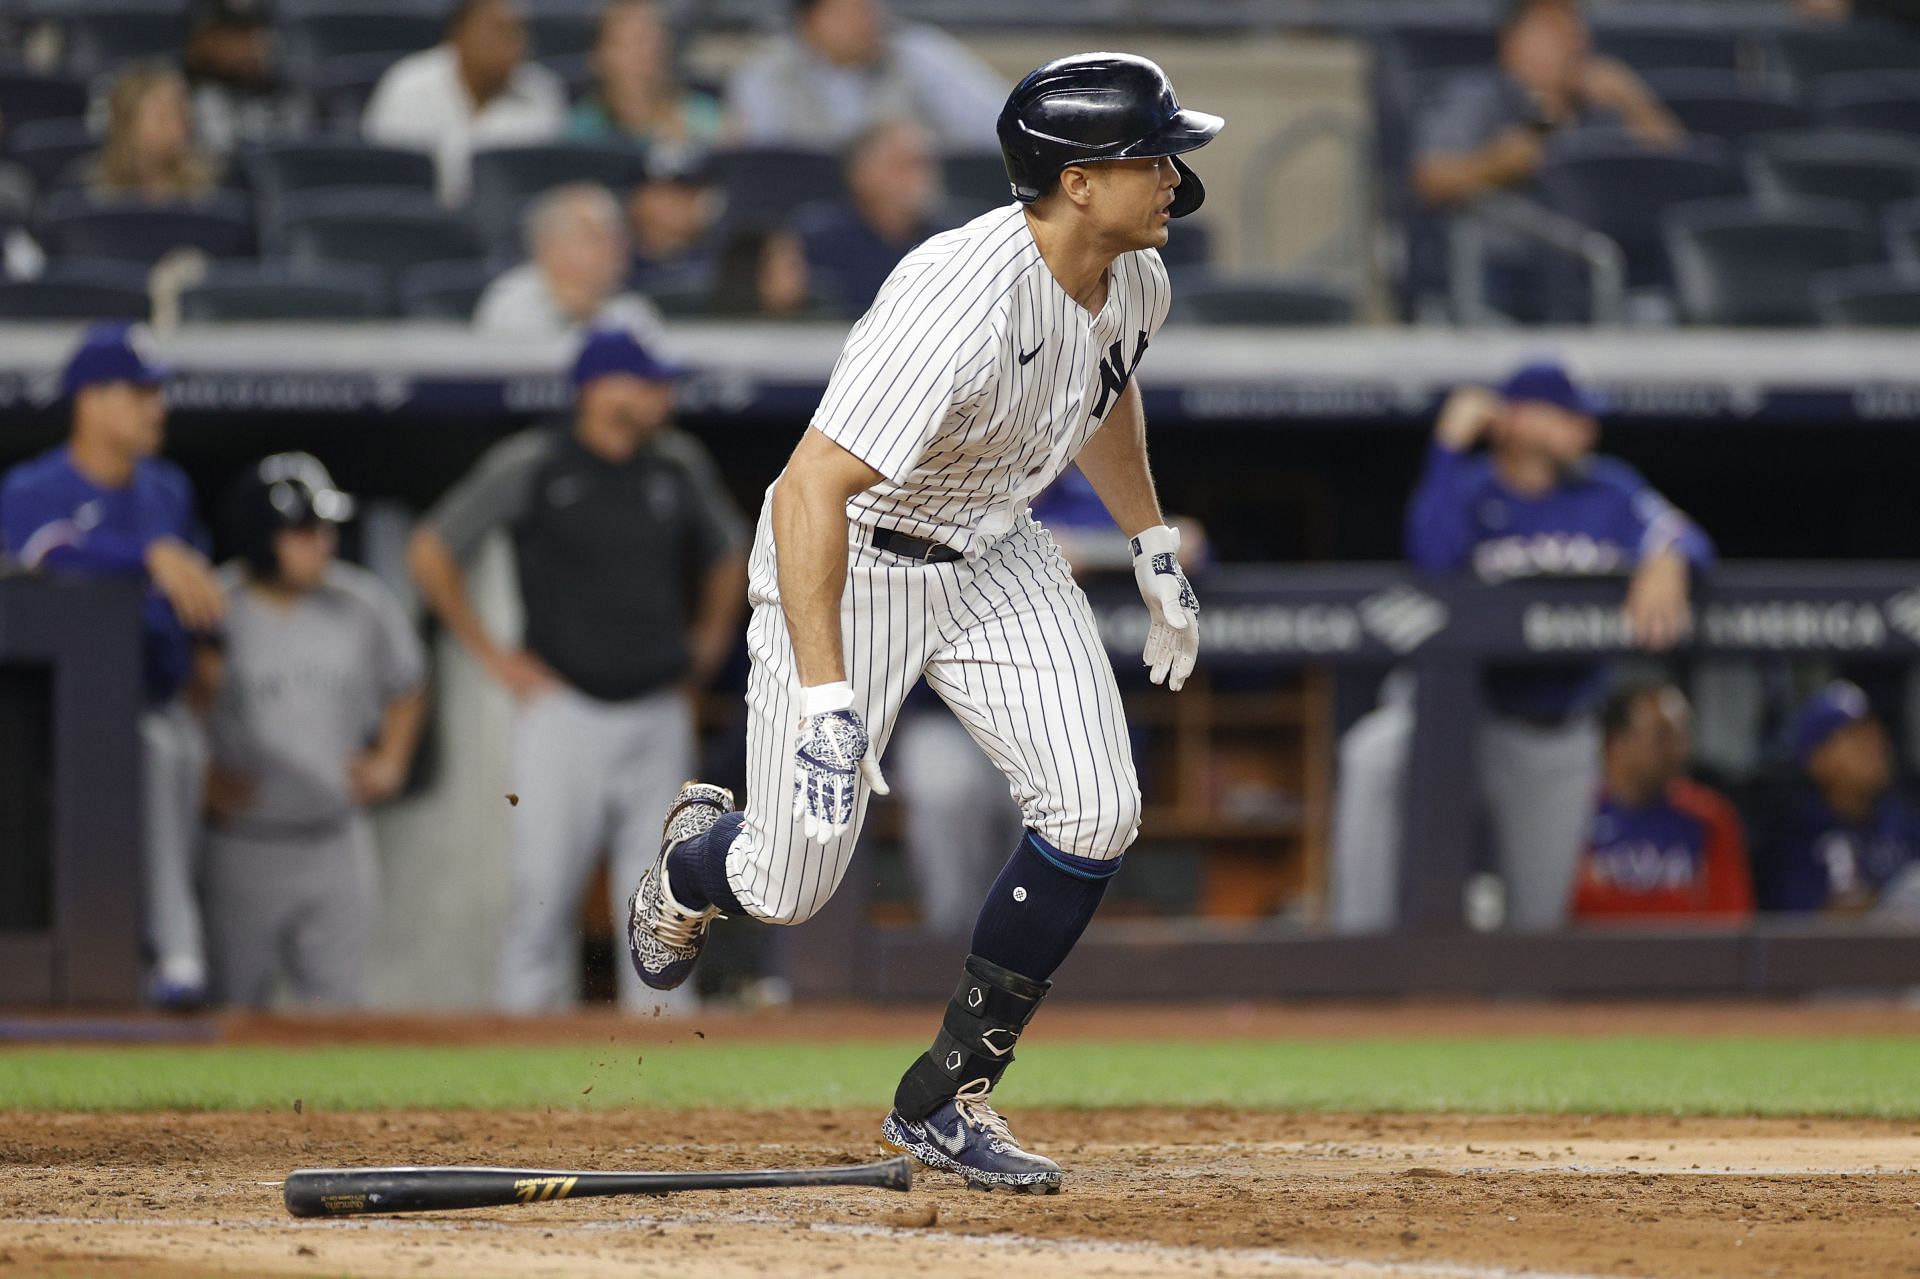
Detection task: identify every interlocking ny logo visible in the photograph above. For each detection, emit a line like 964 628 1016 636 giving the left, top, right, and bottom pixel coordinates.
1090 330 1150 419
1359 586 1449 655
513 1176 579 1204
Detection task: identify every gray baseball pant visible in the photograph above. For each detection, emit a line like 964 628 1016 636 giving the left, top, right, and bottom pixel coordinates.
1330 678 1601 933
204 815 375 1008
496 683 696 1013
140 700 208 989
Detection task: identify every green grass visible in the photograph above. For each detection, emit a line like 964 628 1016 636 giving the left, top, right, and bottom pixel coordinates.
3 1036 1919 1116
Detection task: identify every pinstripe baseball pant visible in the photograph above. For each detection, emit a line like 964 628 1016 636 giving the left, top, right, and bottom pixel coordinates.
721 500 1141 925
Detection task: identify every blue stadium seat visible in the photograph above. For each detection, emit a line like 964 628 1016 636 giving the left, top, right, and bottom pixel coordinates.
467 143 649 249
0 258 149 320
941 150 1010 220
526 10 599 61
1814 72 1920 136
52 3 189 78
283 201 485 282
179 262 389 321
242 141 438 247
1170 275 1354 327
1639 71 1810 145
1539 135 1743 291
709 147 844 222
1811 263 1920 327
396 258 497 321
1593 29 1743 74
0 69 89 135
39 190 256 266
1774 26 1920 83
280 10 444 85
4 117 97 191
307 50 412 129
1745 130 1920 214
1887 199 1920 267
1664 196 1877 326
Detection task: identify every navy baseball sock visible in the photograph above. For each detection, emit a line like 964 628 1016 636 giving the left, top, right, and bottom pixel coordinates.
969 830 1122 983
665 811 747 915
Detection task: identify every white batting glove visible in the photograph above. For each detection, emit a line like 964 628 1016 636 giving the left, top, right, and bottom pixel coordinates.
1131 524 1200 692
791 681 889 844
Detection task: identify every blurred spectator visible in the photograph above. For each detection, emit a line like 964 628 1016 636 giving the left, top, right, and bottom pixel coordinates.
407 329 748 1013
183 0 310 152
1413 0 1681 211
625 151 720 292
85 63 224 202
708 222 841 320
1332 362 1714 935
1755 682 1920 917
792 119 943 314
474 182 665 341
1570 679 1753 922
362 0 566 205
200 454 426 1009
0 324 224 1008
568 0 722 151
726 0 1003 150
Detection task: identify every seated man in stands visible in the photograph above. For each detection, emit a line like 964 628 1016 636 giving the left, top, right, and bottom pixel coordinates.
1571 679 1753 923
1413 0 1681 211
182 0 309 151
362 0 565 205
625 151 721 294
1756 682 1920 919
474 182 665 341
1331 362 1714 934
792 119 945 314
725 0 1003 149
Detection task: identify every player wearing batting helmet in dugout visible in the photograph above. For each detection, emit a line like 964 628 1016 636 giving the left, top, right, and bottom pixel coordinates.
627 52 1222 1191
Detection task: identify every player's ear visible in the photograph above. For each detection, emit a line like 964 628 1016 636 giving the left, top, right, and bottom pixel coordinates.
1056 164 1096 210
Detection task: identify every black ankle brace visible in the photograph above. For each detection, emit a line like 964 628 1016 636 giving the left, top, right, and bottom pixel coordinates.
892 954 1051 1120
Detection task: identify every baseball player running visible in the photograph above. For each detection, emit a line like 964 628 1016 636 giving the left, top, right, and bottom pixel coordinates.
627 52 1221 1192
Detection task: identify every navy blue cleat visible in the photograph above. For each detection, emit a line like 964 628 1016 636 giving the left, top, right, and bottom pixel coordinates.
627 781 733 991
881 1079 1063 1193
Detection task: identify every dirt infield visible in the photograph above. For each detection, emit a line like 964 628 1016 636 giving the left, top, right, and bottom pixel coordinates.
4 1107 1918 1278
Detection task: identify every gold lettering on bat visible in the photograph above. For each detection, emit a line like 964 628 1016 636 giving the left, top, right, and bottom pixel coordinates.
318 1194 366 1213
512 1176 580 1203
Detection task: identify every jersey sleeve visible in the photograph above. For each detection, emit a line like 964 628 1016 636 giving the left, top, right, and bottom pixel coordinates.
1595 459 1716 569
423 429 550 561
1 465 149 573
809 251 999 485
1404 442 1482 574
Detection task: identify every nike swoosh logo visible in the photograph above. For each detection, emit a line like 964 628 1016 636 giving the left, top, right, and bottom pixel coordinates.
930 1123 970 1157
1018 343 1043 365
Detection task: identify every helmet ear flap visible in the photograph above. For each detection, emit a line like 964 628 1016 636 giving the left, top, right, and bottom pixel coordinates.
1167 153 1205 218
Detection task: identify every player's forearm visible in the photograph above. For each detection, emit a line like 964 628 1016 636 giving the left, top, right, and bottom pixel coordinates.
771 470 856 686
406 528 501 665
687 552 748 688
1075 382 1165 538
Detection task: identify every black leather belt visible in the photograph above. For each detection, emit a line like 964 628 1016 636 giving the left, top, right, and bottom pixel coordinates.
870 526 963 564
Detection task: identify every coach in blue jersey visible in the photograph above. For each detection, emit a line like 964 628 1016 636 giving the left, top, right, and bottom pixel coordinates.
1754 682 1920 917
0 323 226 1005
1331 360 1714 933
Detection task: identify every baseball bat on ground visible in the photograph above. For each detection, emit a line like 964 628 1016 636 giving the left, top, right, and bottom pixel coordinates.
283 1155 912 1217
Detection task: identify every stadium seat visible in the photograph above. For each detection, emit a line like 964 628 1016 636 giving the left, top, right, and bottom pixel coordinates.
284 203 486 281
1776 27 1920 84
4 117 97 191
280 10 444 84
39 190 256 267
396 258 497 320
942 151 1011 219
1639 72 1810 145
646 275 714 318
1538 136 1742 291
307 51 413 129
1887 199 1920 267
1593 29 1743 74
1814 72 1920 136
1811 264 1920 327
0 161 34 228
1663 196 1877 326
178 262 388 321
0 70 89 136
467 144 649 249
1744 130 1920 213
0 259 149 320
242 141 438 247
54 3 190 78
1170 276 1354 326
708 147 844 221
526 10 600 61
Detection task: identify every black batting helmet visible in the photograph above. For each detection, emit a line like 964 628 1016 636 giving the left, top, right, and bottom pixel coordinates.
223 452 355 576
997 52 1224 217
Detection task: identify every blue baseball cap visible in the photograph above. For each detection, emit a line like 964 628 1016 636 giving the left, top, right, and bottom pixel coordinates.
1791 680 1873 767
1498 360 1604 416
62 322 171 397
570 327 682 389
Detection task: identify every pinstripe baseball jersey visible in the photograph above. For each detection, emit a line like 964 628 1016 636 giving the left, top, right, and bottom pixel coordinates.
812 203 1171 556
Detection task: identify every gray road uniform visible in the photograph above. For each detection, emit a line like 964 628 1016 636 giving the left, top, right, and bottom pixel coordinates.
425 425 748 1011
204 562 426 1007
